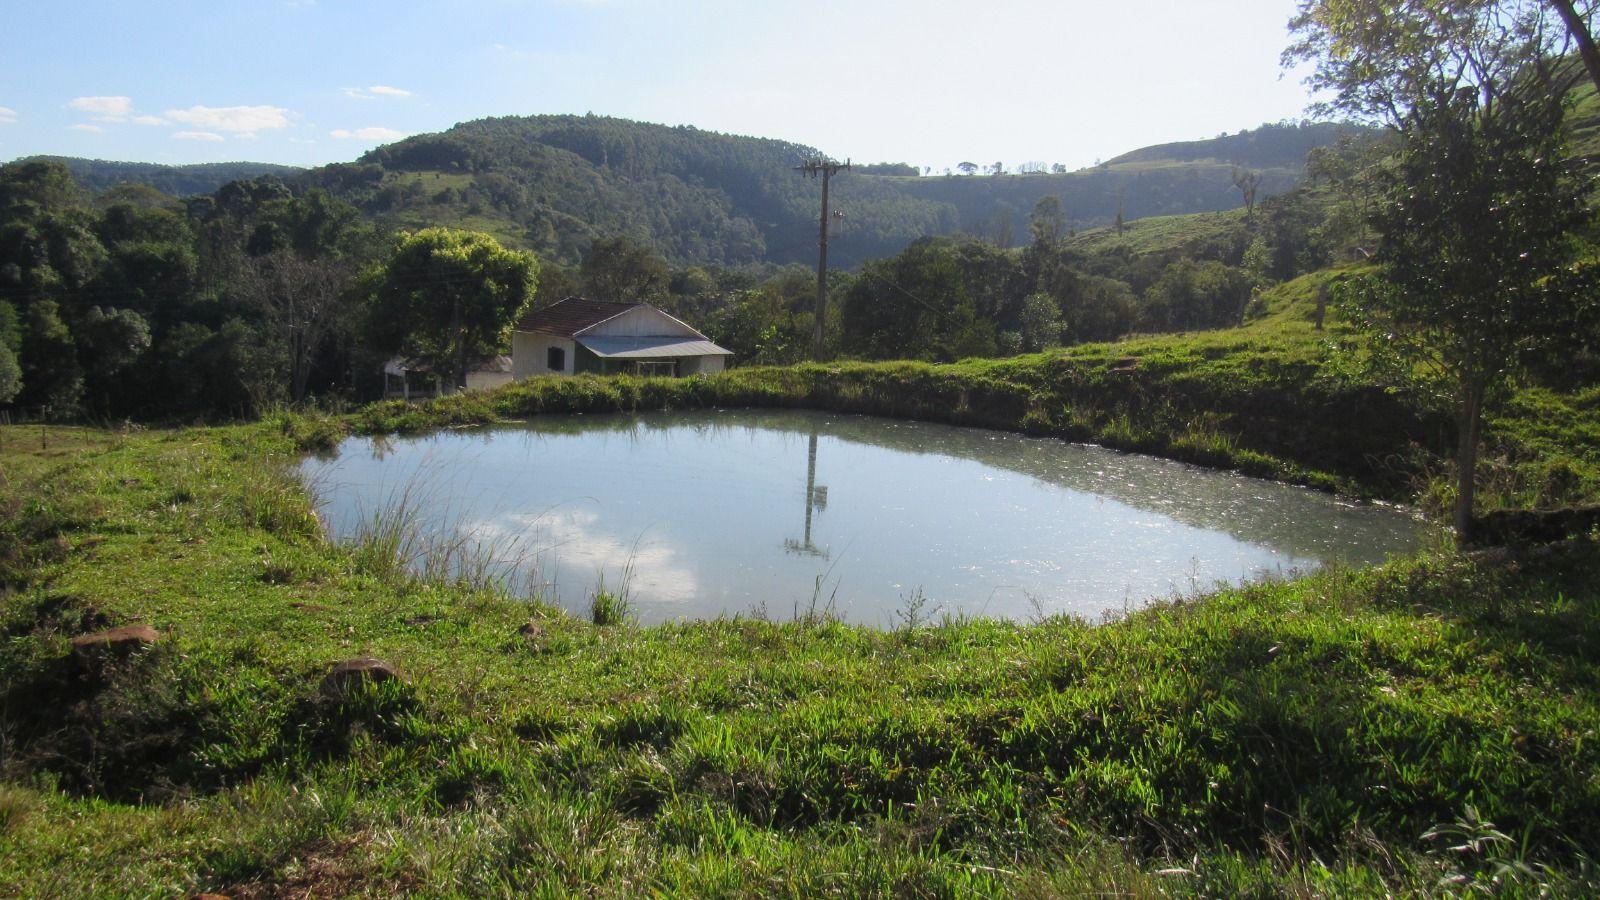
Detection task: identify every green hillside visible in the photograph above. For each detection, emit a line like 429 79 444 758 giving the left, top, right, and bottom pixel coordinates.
295 116 1359 268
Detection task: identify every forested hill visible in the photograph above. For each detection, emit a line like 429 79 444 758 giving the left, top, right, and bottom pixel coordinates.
1102 121 1361 167
296 116 1365 268
27 157 303 197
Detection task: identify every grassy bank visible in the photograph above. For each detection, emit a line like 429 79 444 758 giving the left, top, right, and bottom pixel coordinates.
2 424 1599 894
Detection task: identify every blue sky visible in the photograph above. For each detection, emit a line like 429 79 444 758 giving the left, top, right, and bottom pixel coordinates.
0 0 1321 172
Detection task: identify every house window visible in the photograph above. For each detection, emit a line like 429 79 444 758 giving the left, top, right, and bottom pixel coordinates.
547 346 565 371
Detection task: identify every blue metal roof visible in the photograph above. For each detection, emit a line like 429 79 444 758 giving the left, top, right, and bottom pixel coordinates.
576 335 733 359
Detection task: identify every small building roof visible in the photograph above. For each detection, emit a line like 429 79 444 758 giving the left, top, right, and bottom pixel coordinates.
517 297 641 338
577 335 733 359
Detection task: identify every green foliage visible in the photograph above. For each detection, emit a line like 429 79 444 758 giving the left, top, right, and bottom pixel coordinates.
1342 81 1590 535
0 161 383 421
1285 0 1580 124
1015 292 1064 352
367 228 539 389
18 300 82 416
854 162 920 176
579 234 669 303
840 240 997 361
1140 259 1254 331
0 302 19 405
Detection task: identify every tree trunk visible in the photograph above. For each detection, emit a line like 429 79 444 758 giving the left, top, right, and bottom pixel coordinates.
1551 0 1600 97
1454 383 1485 546
290 328 309 402
451 296 467 393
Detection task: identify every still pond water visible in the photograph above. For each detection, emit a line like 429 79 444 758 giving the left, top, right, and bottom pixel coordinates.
301 410 1423 625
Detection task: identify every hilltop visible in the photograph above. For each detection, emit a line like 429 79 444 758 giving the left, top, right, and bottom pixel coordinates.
19 117 1368 269
300 116 1364 268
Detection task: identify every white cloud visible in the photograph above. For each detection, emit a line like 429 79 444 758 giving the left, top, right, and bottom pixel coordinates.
68 95 133 120
0 106 16 124
163 104 293 137
69 123 105 133
331 126 406 141
130 114 166 126
343 85 412 101
172 130 225 142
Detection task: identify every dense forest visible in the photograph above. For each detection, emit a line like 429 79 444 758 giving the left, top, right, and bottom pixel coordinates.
303 116 1357 268
25 157 302 197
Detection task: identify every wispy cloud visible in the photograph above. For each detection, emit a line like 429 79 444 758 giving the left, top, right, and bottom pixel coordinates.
172 130 225 142
342 85 412 100
331 126 406 141
0 106 16 124
164 104 293 138
68 95 133 121
130 114 166 126
69 123 105 133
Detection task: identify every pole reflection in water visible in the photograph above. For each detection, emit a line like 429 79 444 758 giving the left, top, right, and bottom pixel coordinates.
785 425 830 559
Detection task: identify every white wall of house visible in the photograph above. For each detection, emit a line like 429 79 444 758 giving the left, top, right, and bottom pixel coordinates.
679 355 727 375
512 332 576 378
584 307 700 339
466 370 515 392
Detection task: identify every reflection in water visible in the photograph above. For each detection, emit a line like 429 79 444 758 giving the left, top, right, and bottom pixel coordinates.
301 409 1426 625
784 426 829 559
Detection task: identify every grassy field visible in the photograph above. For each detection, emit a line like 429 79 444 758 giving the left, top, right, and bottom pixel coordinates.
3 302 1599 895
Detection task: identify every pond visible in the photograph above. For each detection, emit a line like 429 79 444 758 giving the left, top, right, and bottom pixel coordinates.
300 409 1424 625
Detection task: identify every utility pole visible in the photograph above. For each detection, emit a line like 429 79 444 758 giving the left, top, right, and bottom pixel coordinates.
794 157 849 360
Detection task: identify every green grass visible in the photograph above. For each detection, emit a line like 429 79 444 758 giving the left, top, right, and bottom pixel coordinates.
3 305 1599 893
1061 207 1250 258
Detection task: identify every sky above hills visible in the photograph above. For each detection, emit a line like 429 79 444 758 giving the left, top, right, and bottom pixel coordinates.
0 0 1321 172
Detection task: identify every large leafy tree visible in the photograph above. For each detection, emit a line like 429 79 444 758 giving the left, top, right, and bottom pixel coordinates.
579 235 669 304
18 300 83 416
368 229 538 390
1341 82 1587 540
1285 0 1591 124
1289 0 1597 541
839 240 996 362
239 253 357 402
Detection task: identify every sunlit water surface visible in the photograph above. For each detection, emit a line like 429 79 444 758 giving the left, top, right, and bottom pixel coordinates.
300 410 1423 625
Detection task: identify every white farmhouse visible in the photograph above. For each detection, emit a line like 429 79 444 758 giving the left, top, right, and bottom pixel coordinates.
512 297 733 378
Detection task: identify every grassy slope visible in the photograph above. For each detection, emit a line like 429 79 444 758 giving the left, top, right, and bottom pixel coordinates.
3 306 1600 894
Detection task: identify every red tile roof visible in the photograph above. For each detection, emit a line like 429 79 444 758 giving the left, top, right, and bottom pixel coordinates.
517 297 640 338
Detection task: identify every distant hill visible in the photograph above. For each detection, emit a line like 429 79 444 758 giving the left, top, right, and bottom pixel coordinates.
18 119 1368 268
26 157 303 197
1102 121 1360 168
294 116 1368 268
